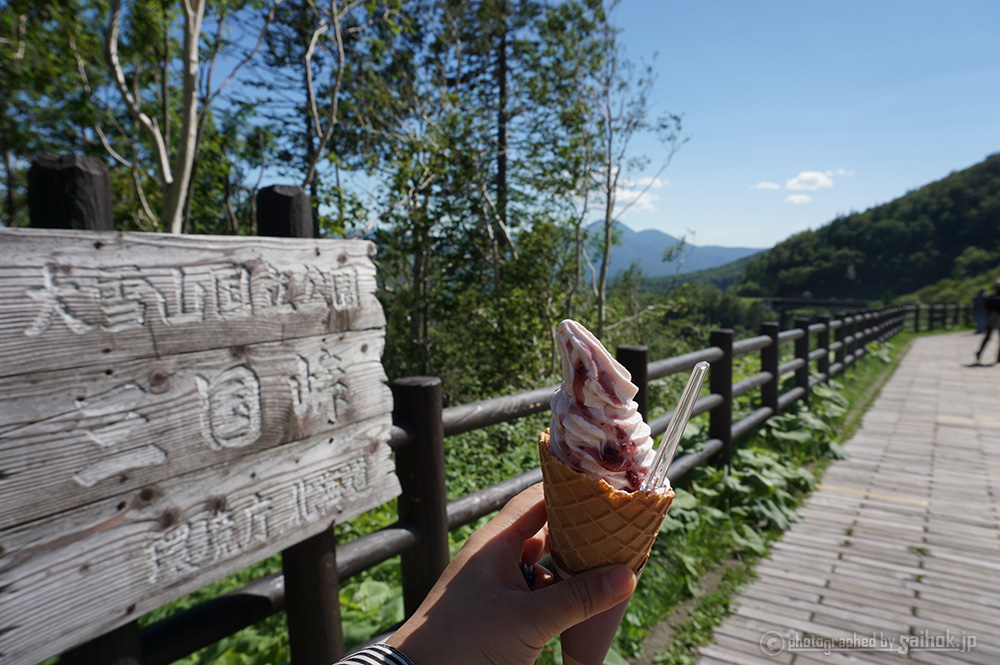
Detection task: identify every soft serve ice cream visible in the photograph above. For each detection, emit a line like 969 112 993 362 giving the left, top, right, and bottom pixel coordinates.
539 319 676 665
548 319 656 493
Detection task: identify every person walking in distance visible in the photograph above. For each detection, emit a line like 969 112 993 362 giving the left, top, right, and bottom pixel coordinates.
973 288 987 334
975 281 1000 363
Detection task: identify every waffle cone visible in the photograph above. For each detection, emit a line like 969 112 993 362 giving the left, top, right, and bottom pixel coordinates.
538 430 674 575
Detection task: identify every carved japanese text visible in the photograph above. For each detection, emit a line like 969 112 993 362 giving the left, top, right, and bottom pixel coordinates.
195 365 263 450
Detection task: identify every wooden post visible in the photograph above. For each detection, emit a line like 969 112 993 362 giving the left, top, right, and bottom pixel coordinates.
60 623 141 665
617 345 648 421
795 317 811 406
817 315 831 383
835 312 847 369
851 309 864 361
913 305 921 333
28 154 113 231
709 329 733 467
760 322 779 415
833 312 847 372
282 530 344 665
258 186 346 665
392 377 450 616
41 154 138 665
257 185 317 238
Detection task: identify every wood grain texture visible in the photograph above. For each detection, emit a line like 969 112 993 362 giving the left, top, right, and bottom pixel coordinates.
0 229 384 378
0 329 389 528
0 417 399 665
695 333 1000 665
0 229 398 664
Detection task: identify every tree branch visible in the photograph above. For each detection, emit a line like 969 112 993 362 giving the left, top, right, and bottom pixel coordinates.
106 0 173 185
202 0 279 110
604 303 671 332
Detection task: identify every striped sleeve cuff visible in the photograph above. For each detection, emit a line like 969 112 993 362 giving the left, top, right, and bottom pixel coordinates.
336 643 415 665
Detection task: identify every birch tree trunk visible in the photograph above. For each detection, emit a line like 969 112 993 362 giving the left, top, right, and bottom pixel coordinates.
163 0 205 233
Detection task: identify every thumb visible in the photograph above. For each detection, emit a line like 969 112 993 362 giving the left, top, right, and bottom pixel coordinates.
528 565 636 638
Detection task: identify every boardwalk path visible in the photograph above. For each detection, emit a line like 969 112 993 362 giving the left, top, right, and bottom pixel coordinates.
696 332 1000 665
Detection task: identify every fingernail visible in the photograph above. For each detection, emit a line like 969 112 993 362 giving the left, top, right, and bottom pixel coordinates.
601 566 636 599
522 562 536 588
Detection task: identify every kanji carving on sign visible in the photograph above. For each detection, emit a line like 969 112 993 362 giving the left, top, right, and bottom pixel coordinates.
195 365 263 450
289 350 349 422
23 265 94 337
71 383 165 488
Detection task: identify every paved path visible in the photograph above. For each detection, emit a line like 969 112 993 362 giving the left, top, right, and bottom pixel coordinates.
696 332 1000 665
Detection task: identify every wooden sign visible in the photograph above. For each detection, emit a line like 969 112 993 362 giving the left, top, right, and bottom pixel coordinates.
0 229 400 665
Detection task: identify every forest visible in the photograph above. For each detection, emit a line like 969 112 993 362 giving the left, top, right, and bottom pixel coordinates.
0 0 694 404
6 4 996 663
4 1 996 405
733 153 1000 303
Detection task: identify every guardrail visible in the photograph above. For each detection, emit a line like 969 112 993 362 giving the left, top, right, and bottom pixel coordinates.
24 154 970 665
134 304 949 665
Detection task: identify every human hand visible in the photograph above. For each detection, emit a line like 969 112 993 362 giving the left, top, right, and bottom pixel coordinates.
385 483 636 665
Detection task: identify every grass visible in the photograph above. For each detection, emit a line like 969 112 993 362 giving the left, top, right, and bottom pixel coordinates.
134 323 933 665
621 328 924 665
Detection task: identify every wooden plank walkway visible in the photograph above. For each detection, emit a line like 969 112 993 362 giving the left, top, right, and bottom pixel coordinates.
696 331 1000 665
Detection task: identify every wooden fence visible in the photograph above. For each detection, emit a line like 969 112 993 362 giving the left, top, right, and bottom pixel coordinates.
1 155 972 665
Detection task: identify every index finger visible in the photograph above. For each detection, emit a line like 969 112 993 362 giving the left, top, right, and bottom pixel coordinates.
484 482 547 546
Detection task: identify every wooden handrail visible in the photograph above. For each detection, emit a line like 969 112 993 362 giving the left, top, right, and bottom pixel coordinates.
136 303 943 664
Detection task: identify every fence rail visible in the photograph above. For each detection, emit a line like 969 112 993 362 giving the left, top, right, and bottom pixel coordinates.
18 154 972 665
134 301 967 665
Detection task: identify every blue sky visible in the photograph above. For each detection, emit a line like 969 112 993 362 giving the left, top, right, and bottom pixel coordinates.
609 1 1000 248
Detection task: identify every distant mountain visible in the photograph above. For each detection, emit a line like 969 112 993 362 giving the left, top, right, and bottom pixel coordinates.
640 253 761 294
737 153 1000 300
588 221 764 279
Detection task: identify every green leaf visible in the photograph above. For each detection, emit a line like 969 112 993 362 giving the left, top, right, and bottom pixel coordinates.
677 552 700 577
771 429 811 443
732 524 767 554
659 515 685 533
670 489 698 510
826 440 851 459
701 506 728 523
604 645 630 664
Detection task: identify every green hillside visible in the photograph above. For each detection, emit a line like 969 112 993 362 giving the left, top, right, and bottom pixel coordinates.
734 153 1000 301
640 253 761 294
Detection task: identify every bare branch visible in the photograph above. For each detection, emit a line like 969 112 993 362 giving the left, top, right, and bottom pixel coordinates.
303 16 330 139
604 304 671 332
304 0 350 185
202 1 280 110
106 0 172 185
582 244 599 298
478 183 518 260
69 33 135 170
131 163 158 231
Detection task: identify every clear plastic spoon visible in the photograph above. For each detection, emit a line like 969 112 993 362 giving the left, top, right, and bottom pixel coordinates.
640 361 709 493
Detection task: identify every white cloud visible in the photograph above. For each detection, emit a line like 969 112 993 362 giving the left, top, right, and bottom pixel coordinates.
786 171 834 190
752 181 781 190
616 177 667 213
616 187 661 212
833 168 855 177
786 194 812 205
621 176 667 189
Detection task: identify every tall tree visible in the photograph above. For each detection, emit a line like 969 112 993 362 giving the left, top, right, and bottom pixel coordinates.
0 1 106 227
253 0 406 234
68 0 276 233
587 9 683 338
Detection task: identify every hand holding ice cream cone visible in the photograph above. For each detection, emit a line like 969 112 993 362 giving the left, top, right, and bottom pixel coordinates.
539 319 706 665
385 484 636 665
